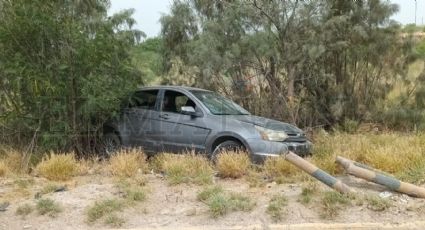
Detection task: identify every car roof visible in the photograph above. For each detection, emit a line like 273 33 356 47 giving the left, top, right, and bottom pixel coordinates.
137 85 212 92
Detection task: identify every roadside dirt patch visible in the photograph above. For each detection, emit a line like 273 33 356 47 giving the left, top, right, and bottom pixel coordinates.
1 174 425 229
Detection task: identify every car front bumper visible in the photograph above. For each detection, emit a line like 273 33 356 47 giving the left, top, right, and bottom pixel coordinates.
246 138 313 163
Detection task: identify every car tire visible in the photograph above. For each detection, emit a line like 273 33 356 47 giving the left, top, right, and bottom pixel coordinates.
102 132 121 157
211 140 245 161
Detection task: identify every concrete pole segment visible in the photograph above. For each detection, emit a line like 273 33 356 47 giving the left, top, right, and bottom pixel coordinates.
336 156 425 199
284 151 352 194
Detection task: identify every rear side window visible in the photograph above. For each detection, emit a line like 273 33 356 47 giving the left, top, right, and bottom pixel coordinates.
128 90 158 110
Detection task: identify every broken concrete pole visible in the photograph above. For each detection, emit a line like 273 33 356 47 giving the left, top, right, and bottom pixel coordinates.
336 156 425 199
284 151 352 194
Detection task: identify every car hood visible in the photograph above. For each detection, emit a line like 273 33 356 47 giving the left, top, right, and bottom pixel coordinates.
229 115 303 134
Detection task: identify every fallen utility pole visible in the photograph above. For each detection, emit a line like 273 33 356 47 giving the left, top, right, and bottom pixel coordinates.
284 151 352 194
336 156 425 199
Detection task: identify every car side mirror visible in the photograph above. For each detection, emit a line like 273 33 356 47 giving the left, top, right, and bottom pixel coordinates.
181 106 201 117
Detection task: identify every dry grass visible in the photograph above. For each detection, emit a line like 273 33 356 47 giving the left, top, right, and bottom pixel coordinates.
0 160 8 177
311 132 425 183
152 152 213 185
263 156 300 183
216 151 250 178
108 148 147 178
0 147 26 175
35 152 78 181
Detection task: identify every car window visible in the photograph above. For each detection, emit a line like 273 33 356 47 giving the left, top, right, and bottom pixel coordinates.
162 90 196 114
128 90 159 110
190 90 250 115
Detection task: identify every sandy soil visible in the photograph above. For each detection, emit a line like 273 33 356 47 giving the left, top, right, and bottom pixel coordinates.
1 173 425 230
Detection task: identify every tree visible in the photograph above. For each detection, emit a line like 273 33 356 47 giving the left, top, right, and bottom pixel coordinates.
0 0 143 153
160 0 411 128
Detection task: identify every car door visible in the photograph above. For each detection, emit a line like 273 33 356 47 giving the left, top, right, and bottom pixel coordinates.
157 89 211 153
125 89 161 153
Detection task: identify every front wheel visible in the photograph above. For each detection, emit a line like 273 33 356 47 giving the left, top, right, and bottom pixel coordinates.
102 132 121 157
211 140 245 161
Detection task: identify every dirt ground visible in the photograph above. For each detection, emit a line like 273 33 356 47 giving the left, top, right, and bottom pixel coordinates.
1 173 425 230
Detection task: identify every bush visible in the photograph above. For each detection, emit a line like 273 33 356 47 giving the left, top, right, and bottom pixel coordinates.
35 153 78 181
108 148 147 178
152 153 213 185
216 151 250 178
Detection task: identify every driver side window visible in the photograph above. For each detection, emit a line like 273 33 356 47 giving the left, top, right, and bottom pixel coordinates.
162 90 196 114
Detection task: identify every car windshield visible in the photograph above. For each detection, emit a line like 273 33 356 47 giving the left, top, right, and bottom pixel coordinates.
191 90 250 115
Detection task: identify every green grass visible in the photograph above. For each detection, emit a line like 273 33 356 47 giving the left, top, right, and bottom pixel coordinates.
86 199 125 223
125 188 147 202
197 186 255 218
320 191 351 219
365 195 392 211
197 186 224 202
266 194 288 221
104 214 126 227
298 186 316 205
36 198 62 217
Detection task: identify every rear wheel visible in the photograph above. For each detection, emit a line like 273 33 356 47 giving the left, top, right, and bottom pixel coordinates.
102 132 121 157
211 140 245 161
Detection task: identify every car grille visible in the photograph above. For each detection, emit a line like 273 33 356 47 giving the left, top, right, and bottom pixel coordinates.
284 133 307 143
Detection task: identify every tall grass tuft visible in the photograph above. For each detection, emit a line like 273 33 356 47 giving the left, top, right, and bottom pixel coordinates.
216 151 250 178
0 160 9 177
152 152 213 185
35 152 78 181
263 157 299 183
108 148 147 178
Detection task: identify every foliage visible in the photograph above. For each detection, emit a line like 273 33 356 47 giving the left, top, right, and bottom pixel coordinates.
160 0 414 129
0 0 143 153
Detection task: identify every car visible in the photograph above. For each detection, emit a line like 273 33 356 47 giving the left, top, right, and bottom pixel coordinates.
103 86 312 163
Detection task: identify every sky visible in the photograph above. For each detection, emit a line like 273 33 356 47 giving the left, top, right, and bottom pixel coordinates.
109 0 425 38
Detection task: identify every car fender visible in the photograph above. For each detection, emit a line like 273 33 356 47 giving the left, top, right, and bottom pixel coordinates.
206 131 253 154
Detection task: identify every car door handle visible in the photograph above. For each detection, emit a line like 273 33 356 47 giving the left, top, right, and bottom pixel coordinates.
159 114 169 120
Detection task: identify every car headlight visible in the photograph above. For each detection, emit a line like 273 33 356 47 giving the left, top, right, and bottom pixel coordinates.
255 125 288 142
